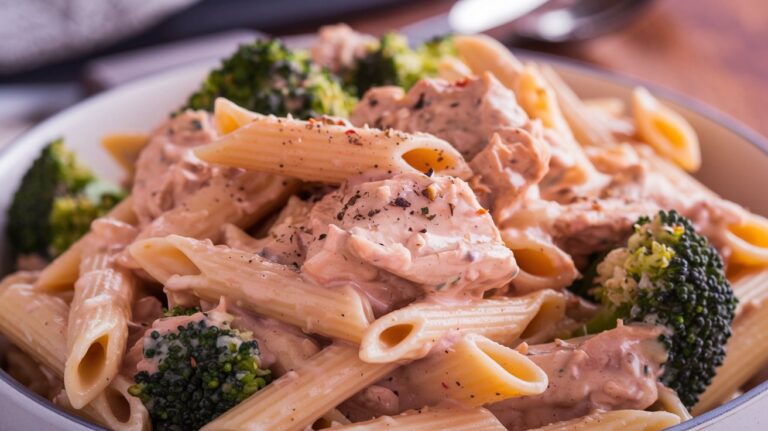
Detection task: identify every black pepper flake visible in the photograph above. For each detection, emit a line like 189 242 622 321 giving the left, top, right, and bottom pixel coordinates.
421 207 429 215
425 168 434 177
190 119 203 130
318 234 327 240
413 92 426 110
391 197 411 208
426 214 437 221
419 228 427 233
448 203 455 216
367 209 381 218
336 192 362 220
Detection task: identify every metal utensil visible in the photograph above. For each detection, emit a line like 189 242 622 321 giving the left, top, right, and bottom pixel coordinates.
400 0 653 44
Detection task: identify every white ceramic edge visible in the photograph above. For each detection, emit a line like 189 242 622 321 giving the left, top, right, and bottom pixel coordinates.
0 54 766 430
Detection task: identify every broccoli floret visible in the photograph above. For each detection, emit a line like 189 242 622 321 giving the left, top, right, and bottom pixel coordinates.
163 305 201 317
349 33 456 97
129 317 271 430
578 210 737 408
7 139 125 258
183 39 356 119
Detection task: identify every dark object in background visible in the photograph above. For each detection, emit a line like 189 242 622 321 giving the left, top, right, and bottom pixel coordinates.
0 0 413 84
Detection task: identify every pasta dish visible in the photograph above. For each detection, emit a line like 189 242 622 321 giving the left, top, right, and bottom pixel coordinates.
2 25 768 431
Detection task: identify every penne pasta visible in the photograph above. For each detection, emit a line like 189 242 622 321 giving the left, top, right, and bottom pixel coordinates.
732 269 768 313
0 283 148 430
632 87 701 172
213 97 263 135
724 213 768 268
453 34 524 89
331 406 506 431
55 376 150 431
539 64 616 148
401 334 548 407
502 231 579 293
202 343 399 431
360 289 565 362
64 252 136 409
437 56 473 82
0 283 69 374
526 410 680 431
516 64 573 138
653 384 693 422
36 196 137 292
129 235 374 342
193 113 472 184
134 171 298 244
584 97 627 117
101 133 150 178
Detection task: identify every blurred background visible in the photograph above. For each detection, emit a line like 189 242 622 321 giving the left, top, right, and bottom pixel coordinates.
0 0 765 147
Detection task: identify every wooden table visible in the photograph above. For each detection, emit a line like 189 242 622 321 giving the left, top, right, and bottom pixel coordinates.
340 0 768 138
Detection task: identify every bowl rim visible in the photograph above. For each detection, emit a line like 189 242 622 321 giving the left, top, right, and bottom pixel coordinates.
1 51 767 431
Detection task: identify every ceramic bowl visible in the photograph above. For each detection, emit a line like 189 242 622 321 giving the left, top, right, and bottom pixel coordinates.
0 55 766 430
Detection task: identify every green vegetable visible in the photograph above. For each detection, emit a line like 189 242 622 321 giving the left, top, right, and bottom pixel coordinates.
348 33 456 97
183 39 356 119
163 305 201 317
7 139 125 258
129 317 271 431
577 210 737 408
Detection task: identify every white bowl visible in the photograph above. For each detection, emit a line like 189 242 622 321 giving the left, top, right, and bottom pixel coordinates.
0 56 766 430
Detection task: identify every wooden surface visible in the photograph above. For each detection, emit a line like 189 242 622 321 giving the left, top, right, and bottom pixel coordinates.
340 0 768 138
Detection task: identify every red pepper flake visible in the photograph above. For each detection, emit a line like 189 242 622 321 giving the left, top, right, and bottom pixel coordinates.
190 357 197 368
454 78 469 87
441 382 449 389
476 208 488 215
345 129 358 135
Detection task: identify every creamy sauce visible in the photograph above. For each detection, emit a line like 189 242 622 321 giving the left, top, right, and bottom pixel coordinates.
488 325 666 430
299 173 518 314
352 73 528 159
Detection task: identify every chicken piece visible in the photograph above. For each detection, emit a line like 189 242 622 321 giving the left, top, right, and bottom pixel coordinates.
351 73 528 159
489 324 666 430
311 24 375 73
300 172 518 313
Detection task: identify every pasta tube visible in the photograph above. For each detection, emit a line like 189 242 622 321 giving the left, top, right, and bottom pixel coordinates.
724 213 768 268
135 171 297 243
539 64 616 148
502 232 578 293
653 384 693 422
129 235 373 342
332 406 506 431
527 410 680 431
632 87 701 172
65 253 136 408
213 97 263 134
36 196 137 291
516 64 572 137
193 114 472 184
402 334 548 407
453 34 524 89
360 289 565 362
733 269 768 313
101 133 149 177
0 284 148 430
202 343 399 431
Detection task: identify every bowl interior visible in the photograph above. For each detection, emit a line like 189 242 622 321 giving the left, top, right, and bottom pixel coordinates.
0 56 766 430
